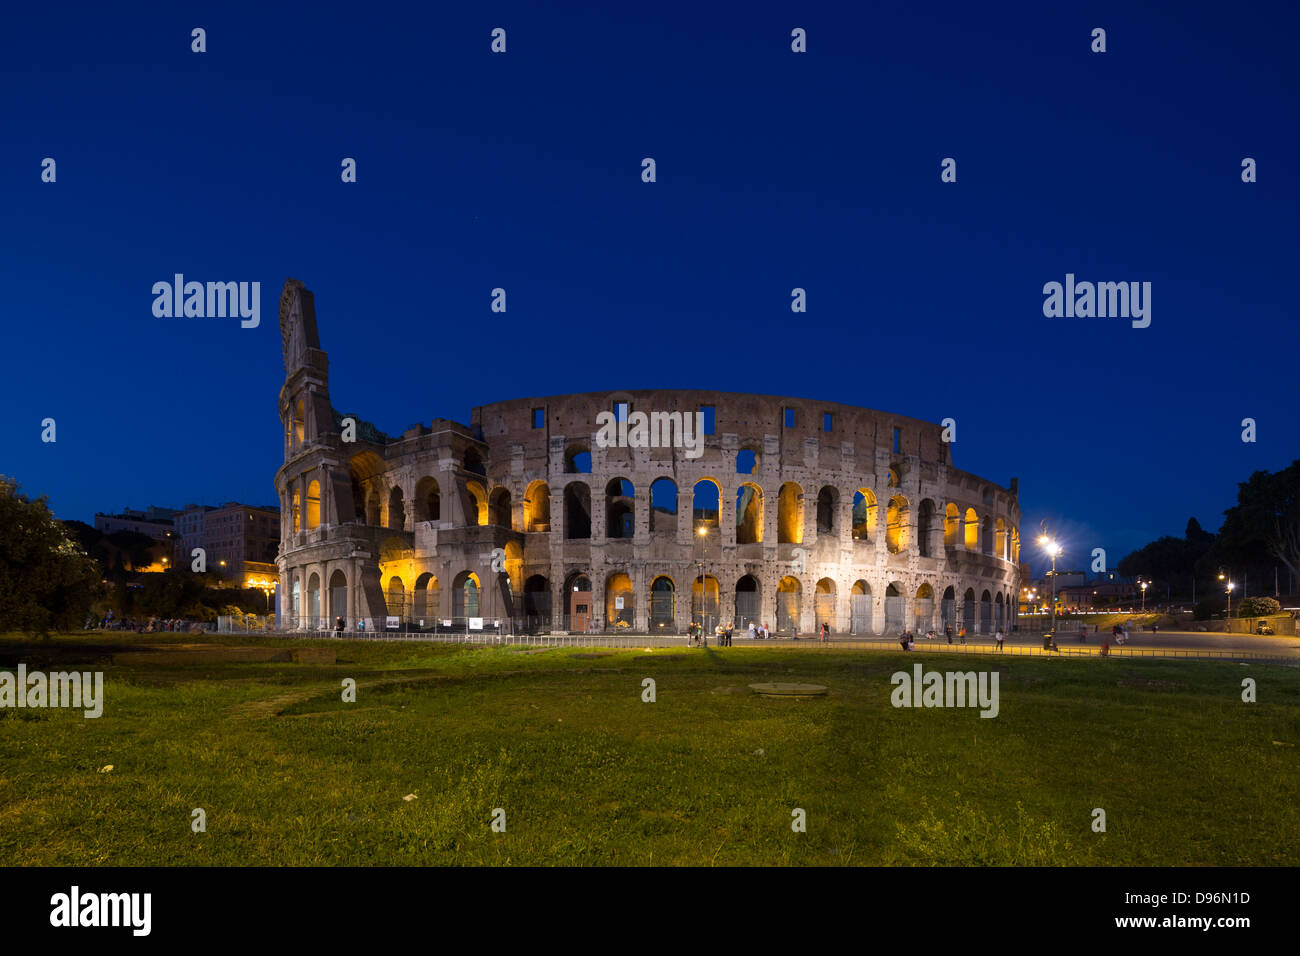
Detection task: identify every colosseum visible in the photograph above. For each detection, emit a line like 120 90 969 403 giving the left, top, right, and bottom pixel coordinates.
274 279 1022 637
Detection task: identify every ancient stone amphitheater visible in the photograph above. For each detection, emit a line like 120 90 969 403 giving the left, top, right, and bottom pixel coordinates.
275 279 1021 636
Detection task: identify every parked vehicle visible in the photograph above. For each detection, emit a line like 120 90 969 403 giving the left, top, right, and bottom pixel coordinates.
1255 620 1275 635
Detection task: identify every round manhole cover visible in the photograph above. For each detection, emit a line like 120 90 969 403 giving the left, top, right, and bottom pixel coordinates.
749 682 828 697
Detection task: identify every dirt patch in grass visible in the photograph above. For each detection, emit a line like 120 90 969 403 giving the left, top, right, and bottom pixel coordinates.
1117 678 1188 691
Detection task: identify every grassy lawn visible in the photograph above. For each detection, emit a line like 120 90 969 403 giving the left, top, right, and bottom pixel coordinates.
1 632 1297 866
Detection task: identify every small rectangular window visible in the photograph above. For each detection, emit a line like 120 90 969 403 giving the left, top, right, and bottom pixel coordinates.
531 408 544 429
784 408 796 428
614 401 629 423
823 412 833 432
700 405 715 435
893 427 901 454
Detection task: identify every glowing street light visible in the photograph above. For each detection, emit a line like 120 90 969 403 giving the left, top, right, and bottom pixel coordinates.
1140 580 1149 612
1039 530 1062 637
696 524 710 638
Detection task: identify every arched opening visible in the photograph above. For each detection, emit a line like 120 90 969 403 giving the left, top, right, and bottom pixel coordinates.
465 480 488 527
962 588 976 633
328 569 347 623
649 575 676 631
524 480 551 532
964 508 979 550
692 574 720 631
385 575 406 620
489 487 513 529
307 572 321 626
1011 526 1021 563
942 585 956 631
915 583 934 632
291 577 301 626
850 580 873 634
564 444 591 474
778 482 803 544
293 398 305 449
995 592 1005 632
565 573 592 632
996 518 1008 559
814 578 836 631
564 482 591 539
605 478 635 539
292 488 301 533
981 516 994 554
944 503 961 547
388 487 405 531
649 478 677 533
776 576 801 635
366 489 381 526
736 482 763 544
306 480 322 530
980 589 993 633
736 448 759 475
816 486 837 536
918 499 936 557
886 495 909 554
524 575 551 632
885 582 905 632
888 465 901 488
852 489 877 541
453 571 481 620
605 572 634 628
413 572 439 622
414 476 441 523
464 450 486 477
734 574 761 631
692 479 720 531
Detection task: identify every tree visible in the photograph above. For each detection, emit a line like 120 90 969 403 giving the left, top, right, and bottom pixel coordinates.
1237 596 1282 618
1218 460 1300 586
0 479 102 638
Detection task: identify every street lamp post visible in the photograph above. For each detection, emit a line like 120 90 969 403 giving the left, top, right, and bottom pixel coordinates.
697 524 709 638
1039 532 1061 637
1140 580 1148 612
1218 572 1234 625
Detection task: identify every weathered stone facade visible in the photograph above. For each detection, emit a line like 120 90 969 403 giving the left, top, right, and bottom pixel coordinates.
275 279 1021 635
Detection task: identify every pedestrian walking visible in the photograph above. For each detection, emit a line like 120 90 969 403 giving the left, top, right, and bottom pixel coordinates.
958 625 967 645
946 625 953 645
820 622 829 644
748 620 756 641
995 628 1005 652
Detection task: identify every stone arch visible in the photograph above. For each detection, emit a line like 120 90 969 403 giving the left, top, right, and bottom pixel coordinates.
736 482 763 544
489 486 513 529
564 443 591 474
692 574 720 629
414 572 439 621
944 503 961 547
962 587 976 632
414 476 441 523
692 478 720 531
649 478 677 533
605 572 634 627
981 515 994 554
816 486 838 535
915 582 935 632
736 447 760 475
306 571 322 625
941 585 957 631
852 489 877 541
995 592 1005 632
388 486 405 531
886 494 909 554
964 508 979 549
734 574 761 630
453 571 481 619
917 498 936 557
524 480 550 532
814 577 836 631
776 575 801 635
996 518 1008 559
980 588 993 633
465 480 488 526
564 572 593 631
385 575 406 619
292 487 301 533
649 575 676 631
605 478 635 539
523 574 550 630
778 482 803 544
464 449 486 477
850 580 873 634
366 488 381 526
306 480 322 530
328 569 347 622
564 482 591 539
885 581 905 632
1011 526 1020 563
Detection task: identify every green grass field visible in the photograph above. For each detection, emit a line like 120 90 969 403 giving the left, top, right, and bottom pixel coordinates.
2 632 1297 865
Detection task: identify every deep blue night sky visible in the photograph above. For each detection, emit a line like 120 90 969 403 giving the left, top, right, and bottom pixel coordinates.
2 1 1296 575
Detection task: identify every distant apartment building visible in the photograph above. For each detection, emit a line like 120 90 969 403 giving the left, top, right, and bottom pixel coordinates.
201 502 281 586
93 506 177 542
